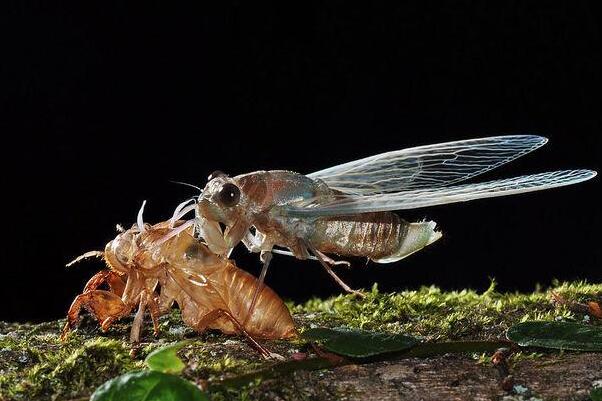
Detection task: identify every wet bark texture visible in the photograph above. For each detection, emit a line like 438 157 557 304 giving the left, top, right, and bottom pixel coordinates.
265 354 601 401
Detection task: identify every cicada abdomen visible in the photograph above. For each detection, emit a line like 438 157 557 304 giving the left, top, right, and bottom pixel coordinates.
309 212 442 263
213 261 297 339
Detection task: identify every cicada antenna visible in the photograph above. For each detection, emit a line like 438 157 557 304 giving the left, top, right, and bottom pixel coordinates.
169 180 203 194
168 180 204 228
66 251 104 268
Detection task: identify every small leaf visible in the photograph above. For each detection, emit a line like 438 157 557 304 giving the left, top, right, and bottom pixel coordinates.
507 321 602 351
145 341 188 374
303 327 418 358
591 388 602 401
91 370 208 401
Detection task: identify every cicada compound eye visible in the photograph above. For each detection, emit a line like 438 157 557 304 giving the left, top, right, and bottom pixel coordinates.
217 182 240 207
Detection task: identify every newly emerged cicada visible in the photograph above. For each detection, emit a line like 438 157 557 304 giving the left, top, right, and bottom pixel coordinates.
181 135 595 301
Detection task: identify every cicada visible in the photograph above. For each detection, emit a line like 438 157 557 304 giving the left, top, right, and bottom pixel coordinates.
190 135 596 297
62 204 296 358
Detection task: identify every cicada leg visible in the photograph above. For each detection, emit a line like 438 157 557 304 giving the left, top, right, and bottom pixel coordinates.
61 290 128 340
304 241 365 298
106 272 126 297
82 270 126 296
146 292 162 337
243 250 272 326
312 250 352 269
62 270 129 340
127 289 163 343
129 292 147 343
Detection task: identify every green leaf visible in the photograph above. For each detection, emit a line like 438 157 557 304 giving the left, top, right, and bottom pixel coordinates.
402 340 510 357
591 388 602 401
507 321 602 351
91 370 208 401
303 327 418 358
145 341 189 374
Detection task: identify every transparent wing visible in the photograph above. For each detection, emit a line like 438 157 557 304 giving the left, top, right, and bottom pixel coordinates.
284 170 596 217
307 135 548 195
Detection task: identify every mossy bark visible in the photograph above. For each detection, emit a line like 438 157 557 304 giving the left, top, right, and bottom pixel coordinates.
1 281 601 401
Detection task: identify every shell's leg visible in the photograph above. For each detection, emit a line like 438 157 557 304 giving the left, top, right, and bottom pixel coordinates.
304 241 364 298
106 272 126 297
82 270 116 292
62 270 128 339
81 270 126 297
196 308 272 359
61 290 127 340
129 292 148 343
146 293 162 336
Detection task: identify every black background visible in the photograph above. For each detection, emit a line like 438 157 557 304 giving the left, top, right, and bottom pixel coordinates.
2 2 600 322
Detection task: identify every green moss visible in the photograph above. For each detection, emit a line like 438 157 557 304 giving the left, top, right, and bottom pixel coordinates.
294 281 602 341
0 313 266 400
180 340 263 382
0 329 140 401
1 280 600 400
209 379 262 401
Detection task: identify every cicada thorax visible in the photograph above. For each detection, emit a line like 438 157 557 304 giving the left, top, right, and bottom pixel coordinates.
309 212 442 263
235 170 326 209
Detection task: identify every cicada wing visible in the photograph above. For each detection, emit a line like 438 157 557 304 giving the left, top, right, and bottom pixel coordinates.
284 169 596 217
307 135 548 195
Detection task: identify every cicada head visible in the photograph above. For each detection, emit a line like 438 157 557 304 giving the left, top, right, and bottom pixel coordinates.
198 170 277 249
198 170 261 231
104 229 137 274
198 172 243 222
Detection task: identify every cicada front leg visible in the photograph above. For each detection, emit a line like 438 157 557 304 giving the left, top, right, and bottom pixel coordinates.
196 217 230 256
61 270 129 340
82 270 126 296
62 290 128 340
